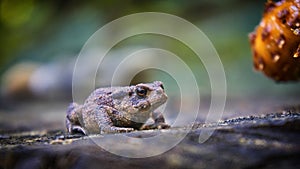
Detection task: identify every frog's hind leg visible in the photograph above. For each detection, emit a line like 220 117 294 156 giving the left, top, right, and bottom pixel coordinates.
95 106 134 134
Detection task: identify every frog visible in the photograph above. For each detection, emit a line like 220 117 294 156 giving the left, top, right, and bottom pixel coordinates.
66 81 170 135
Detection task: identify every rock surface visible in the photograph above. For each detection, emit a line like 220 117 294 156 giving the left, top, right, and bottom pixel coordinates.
0 107 299 169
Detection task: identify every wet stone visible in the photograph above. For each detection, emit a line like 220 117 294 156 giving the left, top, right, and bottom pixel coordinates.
0 107 300 169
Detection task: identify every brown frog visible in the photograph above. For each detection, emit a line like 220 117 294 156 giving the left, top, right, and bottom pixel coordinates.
66 81 170 135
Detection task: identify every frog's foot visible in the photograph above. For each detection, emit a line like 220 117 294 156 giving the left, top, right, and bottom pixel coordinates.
66 118 86 135
141 122 170 130
71 125 87 135
100 126 135 134
67 125 86 135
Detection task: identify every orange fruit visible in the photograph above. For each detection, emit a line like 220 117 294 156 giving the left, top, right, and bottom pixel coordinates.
249 0 300 82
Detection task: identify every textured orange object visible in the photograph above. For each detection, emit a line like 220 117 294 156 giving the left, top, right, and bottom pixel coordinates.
249 0 300 82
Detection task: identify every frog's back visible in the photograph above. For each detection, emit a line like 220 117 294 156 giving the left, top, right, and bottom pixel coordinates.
83 87 112 105
84 86 131 106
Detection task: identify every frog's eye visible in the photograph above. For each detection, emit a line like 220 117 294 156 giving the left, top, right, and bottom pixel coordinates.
159 84 164 90
136 86 148 97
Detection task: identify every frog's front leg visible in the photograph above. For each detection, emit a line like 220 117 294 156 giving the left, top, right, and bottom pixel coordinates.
66 103 87 135
66 118 87 135
141 111 170 130
91 106 135 134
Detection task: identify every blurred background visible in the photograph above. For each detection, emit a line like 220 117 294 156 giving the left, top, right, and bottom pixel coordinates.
0 0 299 132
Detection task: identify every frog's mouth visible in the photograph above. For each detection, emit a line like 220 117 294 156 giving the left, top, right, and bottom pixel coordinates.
134 100 151 111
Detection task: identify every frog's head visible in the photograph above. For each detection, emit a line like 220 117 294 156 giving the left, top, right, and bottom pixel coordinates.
133 81 167 112
117 81 167 123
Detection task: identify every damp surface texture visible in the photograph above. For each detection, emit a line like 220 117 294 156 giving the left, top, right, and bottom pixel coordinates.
0 99 300 169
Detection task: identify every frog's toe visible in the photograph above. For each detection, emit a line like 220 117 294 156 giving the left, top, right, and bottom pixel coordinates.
141 123 170 130
71 126 87 135
156 123 170 129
